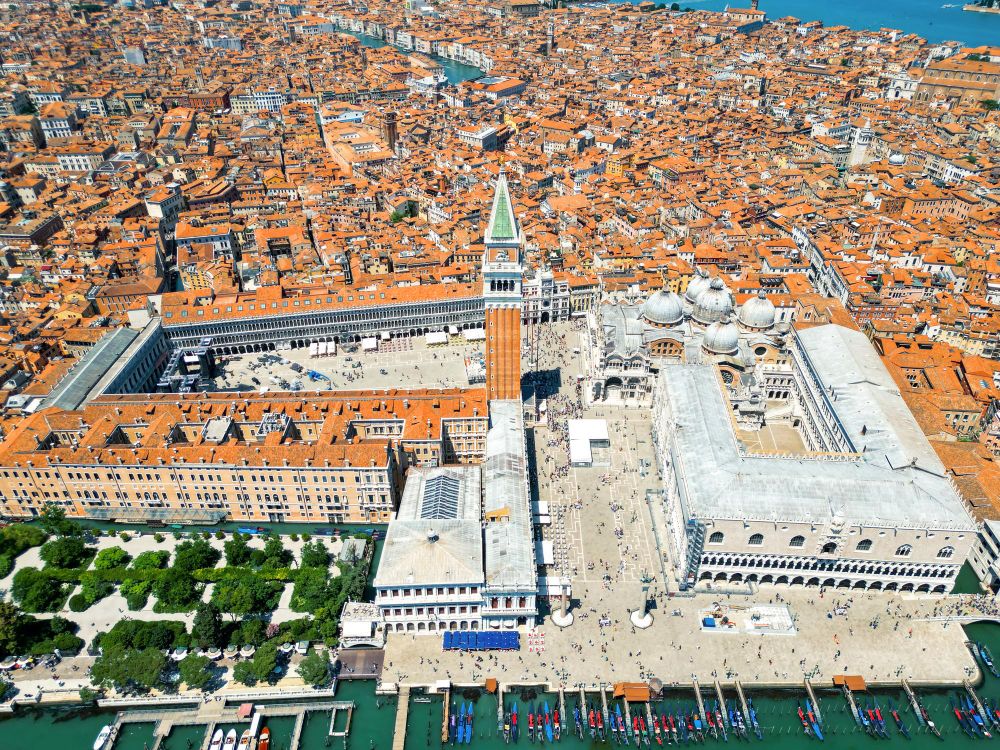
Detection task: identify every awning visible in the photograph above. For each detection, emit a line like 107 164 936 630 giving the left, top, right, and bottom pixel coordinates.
425 331 448 346
361 337 378 351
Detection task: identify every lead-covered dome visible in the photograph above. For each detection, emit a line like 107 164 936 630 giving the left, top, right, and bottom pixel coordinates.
641 288 684 327
692 278 733 325
703 315 740 356
737 290 776 331
684 269 711 304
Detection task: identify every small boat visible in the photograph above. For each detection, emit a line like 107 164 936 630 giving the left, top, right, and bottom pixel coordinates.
980 643 1000 678
714 704 727 742
617 705 628 746
919 702 942 739
504 712 511 744
748 699 763 741
653 715 662 746
588 706 596 740
553 708 561 742
964 695 990 738
528 706 535 743
797 706 812 737
237 730 251 750
676 713 688 743
209 730 224 750
465 702 474 745
574 704 583 741
94 726 112 750
257 728 270 750
888 700 911 740
512 703 519 743
544 702 554 743
457 703 466 745
224 730 238 750
639 715 650 746
806 700 824 740
596 704 605 742
951 699 975 738
535 705 544 744
450 703 458 745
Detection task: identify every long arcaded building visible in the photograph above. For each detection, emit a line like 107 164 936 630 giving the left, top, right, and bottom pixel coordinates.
0 388 487 524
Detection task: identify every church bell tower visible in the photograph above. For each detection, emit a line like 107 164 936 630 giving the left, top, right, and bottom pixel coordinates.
483 170 523 402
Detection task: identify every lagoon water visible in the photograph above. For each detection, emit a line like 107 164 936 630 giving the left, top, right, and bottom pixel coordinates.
623 0 999 47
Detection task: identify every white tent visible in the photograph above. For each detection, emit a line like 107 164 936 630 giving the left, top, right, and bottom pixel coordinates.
425 331 448 346
361 337 378 351
463 328 486 341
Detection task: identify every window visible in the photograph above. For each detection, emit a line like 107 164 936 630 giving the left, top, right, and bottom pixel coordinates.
821 542 837 554
895 545 912 557
789 535 805 548
937 546 955 560
708 531 724 544
748 533 764 546
856 539 873 552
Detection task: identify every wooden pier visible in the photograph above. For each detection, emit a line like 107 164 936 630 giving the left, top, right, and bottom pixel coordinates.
392 686 410 750
843 684 862 726
714 681 729 728
964 679 988 721
692 679 707 723
804 679 823 726
441 688 450 742
328 703 353 737
735 681 751 725
558 687 566 736
901 680 925 726
600 684 610 732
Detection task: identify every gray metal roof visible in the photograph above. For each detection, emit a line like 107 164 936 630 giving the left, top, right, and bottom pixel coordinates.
374 466 484 588
41 327 139 411
483 400 537 592
658 324 975 531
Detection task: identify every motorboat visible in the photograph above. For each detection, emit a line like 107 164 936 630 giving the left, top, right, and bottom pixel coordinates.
223 729 238 750
257 728 270 750
209 729 224 750
93 726 112 750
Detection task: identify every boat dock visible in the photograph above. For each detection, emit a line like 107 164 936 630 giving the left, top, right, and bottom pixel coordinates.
497 684 504 732
964 679 988 720
578 686 587 722
391 686 410 750
902 680 924 725
600 684 610 729
714 681 729 727
804 679 822 726
735 681 750 724
843 684 862 726
441 688 450 742
558 687 566 732
623 694 633 734
328 703 353 737
111 699 355 750
645 702 655 737
693 679 707 722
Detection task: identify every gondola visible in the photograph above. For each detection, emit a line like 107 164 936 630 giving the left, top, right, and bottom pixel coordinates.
450 703 458 745
653 715 663 746
796 705 813 738
505 712 511 744
536 705 545 744
596 703 605 743
457 704 466 745
588 706 597 740
465 702 474 745
553 707 561 743
543 702 554 744
512 704 519 743
528 705 535 743
979 643 1000 678
888 699 911 739
617 705 629 746
747 699 764 741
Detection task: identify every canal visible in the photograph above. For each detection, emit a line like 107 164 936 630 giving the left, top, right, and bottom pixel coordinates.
344 30 483 84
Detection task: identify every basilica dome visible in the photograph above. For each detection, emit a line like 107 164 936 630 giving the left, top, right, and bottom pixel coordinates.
684 269 711 304
702 316 740 356
737 291 777 331
692 278 733 325
641 288 684 327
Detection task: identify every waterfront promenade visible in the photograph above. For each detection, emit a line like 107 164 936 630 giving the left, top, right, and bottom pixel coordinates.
381 588 981 690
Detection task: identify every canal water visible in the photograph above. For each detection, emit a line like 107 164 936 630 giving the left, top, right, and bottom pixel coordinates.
6 619 1000 750
342 30 483 84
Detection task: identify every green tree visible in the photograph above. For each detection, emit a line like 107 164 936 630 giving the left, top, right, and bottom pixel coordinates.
232 660 257 686
178 653 213 690
212 575 279 621
153 571 202 611
300 540 329 569
174 538 220 571
981 99 1000 111
0 601 23 657
191 602 223 648
39 537 90 569
296 648 330 687
261 536 292 569
39 504 81 537
132 550 170 570
250 641 279 683
224 533 252 567
0 524 47 556
11 568 67 612
93 546 131 570
91 646 167 694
